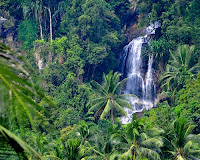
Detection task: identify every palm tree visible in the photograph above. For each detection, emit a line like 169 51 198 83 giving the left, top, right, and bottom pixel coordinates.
81 134 114 160
166 117 200 160
160 44 200 92
111 115 164 160
0 42 53 130
87 71 134 124
80 121 118 160
0 125 43 159
0 44 56 159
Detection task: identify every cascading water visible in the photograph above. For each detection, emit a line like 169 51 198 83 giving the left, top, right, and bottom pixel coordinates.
145 55 157 102
121 22 160 124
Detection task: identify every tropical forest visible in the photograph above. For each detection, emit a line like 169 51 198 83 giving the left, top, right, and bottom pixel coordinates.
0 0 200 159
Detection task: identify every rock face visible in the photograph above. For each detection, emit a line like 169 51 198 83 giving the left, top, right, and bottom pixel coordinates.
0 17 7 38
0 17 20 50
122 7 145 42
0 17 7 37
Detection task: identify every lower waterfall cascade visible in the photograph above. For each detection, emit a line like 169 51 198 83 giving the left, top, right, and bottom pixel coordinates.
121 22 160 124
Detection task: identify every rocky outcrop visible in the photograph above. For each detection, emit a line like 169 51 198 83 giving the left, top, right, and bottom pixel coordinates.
0 17 20 51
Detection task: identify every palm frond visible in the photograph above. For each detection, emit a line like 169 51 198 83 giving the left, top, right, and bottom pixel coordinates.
120 147 132 159
184 124 195 138
109 152 121 160
114 101 127 116
112 78 128 94
0 73 35 129
111 72 121 92
160 44 199 93
142 138 163 148
0 42 55 131
100 99 112 119
46 155 62 160
0 125 43 159
188 63 200 73
111 133 128 144
87 97 106 106
139 147 161 160
115 98 133 110
114 94 136 100
88 101 104 112
91 80 107 96
188 155 200 160
94 104 105 118
183 140 192 152
184 45 195 68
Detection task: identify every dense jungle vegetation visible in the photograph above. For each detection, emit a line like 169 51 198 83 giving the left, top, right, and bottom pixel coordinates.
0 0 200 159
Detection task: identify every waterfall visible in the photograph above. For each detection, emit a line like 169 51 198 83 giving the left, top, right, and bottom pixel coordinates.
121 22 160 124
145 55 156 102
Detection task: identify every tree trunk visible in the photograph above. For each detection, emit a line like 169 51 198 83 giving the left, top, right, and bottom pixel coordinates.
177 148 184 160
91 65 97 79
111 101 114 124
9 90 12 126
48 7 52 42
39 12 43 40
39 23 43 40
133 151 136 160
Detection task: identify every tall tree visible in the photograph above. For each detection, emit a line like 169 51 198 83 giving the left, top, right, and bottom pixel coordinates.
166 117 200 160
111 115 164 160
160 45 200 93
22 0 44 40
87 71 134 124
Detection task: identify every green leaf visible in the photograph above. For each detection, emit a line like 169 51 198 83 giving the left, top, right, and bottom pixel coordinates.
100 99 112 119
0 125 43 159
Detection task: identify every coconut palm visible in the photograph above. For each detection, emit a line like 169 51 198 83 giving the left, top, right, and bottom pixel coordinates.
87 71 134 124
111 115 164 160
80 121 118 160
160 44 200 92
81 134 114 160
166 117 200 160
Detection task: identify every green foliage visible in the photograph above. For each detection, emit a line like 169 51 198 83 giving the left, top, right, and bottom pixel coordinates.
86 43 108 66
166 117 200 160
160 45 199 93
59 0 125 80
40 36 85 88
54 108 80 129
111 116 163 160
139 0 200 50
105 0 130 21
147 38 172 71
0 43 48 131
55 73 90 111
63 138 81 160
88 71 133 124
18 20 39 49
175 75 200 133
1 0 200 159
145 101 175 133
0 125 43 159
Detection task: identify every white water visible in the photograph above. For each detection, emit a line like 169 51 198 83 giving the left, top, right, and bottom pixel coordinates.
121 23 160 124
